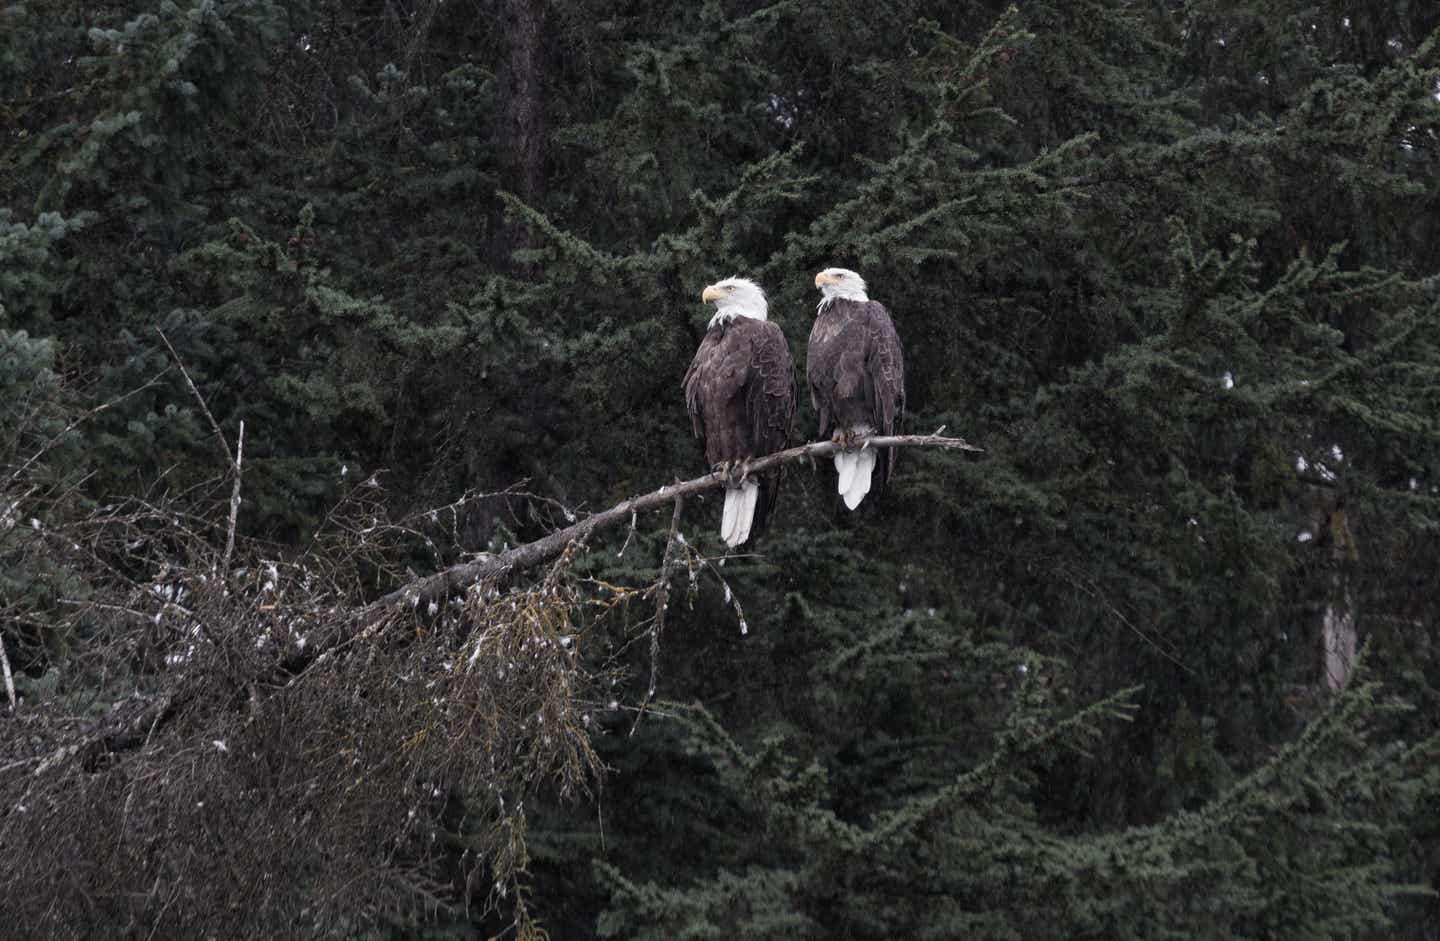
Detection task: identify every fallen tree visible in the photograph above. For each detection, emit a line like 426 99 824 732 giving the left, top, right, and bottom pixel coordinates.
0 428 982 937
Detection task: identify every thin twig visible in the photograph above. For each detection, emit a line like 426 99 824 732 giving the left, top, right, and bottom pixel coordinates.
632 496 684 736
222 420 245 576
158 329 245 580
1063 569 1195 676
0 632 16 712
695 551 748 636
156 329 234 468
0 756 42 775
616 510 638 558
3 372 170 492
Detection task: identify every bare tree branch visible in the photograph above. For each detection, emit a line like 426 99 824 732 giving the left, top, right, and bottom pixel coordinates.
158 329 245 581
157 329 234 470
2 372 170 492
367 431 983 617
222 420 244 576
632 494 684 735
0 632 15 713
37 432 982 768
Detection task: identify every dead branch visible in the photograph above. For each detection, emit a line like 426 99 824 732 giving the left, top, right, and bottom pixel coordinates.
367 431 982 617
222 420 244 576
632 495 684 735
2 372 170 493
157 329 235 469
36 431 981 768
158 329 245 581
0 632 14 712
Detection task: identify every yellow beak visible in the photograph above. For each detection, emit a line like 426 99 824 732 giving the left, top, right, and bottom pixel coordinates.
701 284 724 303
815 271 837 288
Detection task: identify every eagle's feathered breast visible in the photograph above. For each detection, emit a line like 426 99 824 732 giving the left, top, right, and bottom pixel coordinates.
684 317 795 466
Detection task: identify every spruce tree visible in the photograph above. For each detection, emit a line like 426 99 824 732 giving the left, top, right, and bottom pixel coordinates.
3 1 1440 937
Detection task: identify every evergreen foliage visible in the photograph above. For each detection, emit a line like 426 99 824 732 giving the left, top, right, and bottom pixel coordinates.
4 0 1440 937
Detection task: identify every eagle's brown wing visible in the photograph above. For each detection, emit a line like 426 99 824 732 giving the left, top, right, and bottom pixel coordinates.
684 324 748 465
745 319 797 461
807 302 864 440
744 320 797 534
860 300 906 487
682 328 725 444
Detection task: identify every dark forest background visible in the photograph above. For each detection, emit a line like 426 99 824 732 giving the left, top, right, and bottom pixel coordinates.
4 1 1440 937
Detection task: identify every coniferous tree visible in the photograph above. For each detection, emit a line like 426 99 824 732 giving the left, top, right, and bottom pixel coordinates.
3 1 1440 937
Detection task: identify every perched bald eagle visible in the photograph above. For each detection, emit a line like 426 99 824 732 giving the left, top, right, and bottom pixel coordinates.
683 277 797 547
808 267 906 510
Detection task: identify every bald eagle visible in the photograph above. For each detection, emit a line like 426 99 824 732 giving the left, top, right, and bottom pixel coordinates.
808 267 906 510
684 277 798 547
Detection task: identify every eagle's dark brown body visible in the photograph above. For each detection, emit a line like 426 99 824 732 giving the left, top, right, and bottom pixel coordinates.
807 297 906 492
683 316 797 539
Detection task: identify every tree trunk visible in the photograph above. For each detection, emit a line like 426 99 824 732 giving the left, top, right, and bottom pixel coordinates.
502 0 546 201
490 0 547 266
1322 506 1357 691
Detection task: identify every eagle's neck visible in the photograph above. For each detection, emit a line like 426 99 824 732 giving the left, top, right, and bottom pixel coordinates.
818 290 868 313
709 306 767 329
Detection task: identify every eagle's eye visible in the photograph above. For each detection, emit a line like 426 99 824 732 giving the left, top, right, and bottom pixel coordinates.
726 285 735 292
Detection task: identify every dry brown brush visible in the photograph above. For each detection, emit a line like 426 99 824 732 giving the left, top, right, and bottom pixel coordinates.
0 427 978 937
0 471 633 938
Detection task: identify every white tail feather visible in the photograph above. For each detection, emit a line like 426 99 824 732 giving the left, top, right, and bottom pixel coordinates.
841 449 877 510
734 480 759 545
721 480 761 547
835 451 857 495
857 449 876 499
721 488 742 545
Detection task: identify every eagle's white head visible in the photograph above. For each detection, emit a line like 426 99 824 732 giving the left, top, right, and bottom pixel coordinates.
702 276 769 328
815 267 869 307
